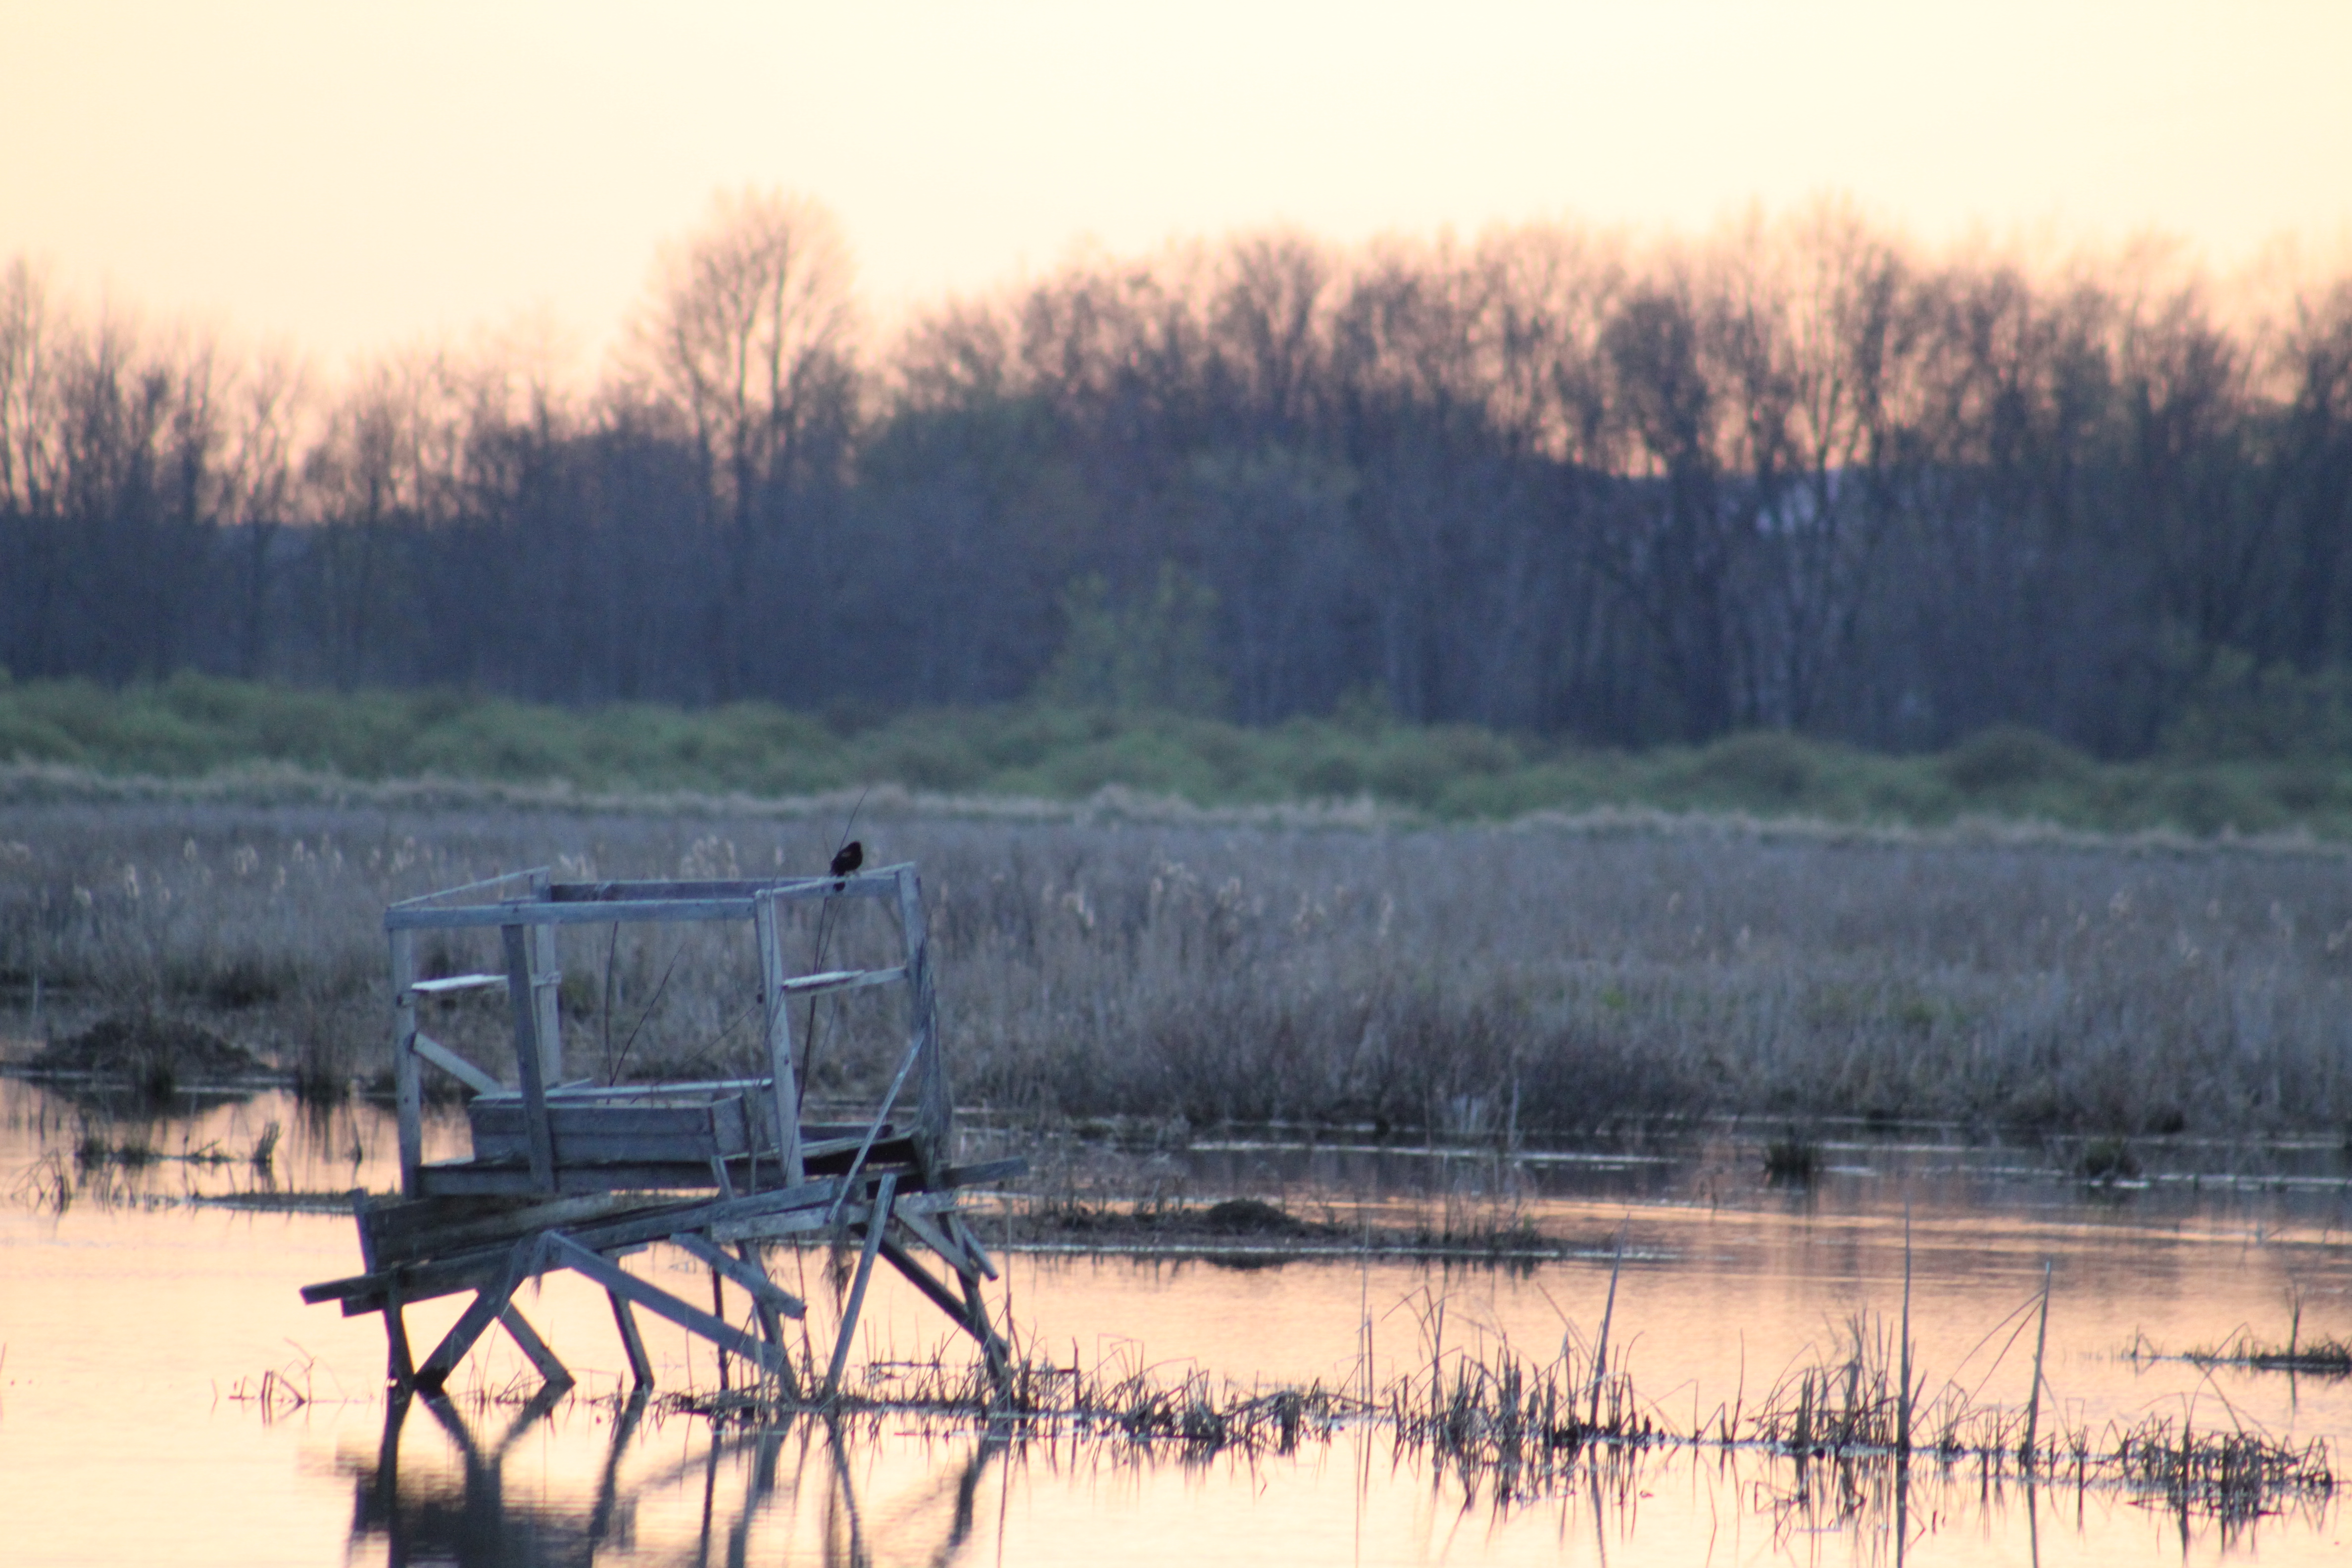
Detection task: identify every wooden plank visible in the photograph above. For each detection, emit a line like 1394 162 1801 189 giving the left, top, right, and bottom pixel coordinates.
669 1232 806 1320
408 973 506 995
706 1207 840 1244
389 867 543 910
308 1177 843 1309
387 871 913 930
949 1212 1001 1281
937 1157 1029 1190
361 1192 664 1269
501 924 556 1191
412 1032 502 1096
824 1174 897 1398
877 1234 999 1353
754 892 804 1186
390 929 423 1198
822 1033 931 1221
891 1203 978 1276
900 867 950 1170
543 1232 780 1373
472 1134 738 1167
417 1163 723 1198
608 1291 654 1386
878 1234 977 1330
531 1077 776 1100
390 899 757 931
529 871 562 1085
780 966 906 996
548 871 908 904
471 1103 737 1138
499 1306 574 1387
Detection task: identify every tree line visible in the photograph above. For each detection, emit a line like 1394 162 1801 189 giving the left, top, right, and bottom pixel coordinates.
5 194 2351 757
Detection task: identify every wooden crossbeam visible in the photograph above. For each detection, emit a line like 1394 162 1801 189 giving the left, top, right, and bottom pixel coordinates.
410 1032 501 1096
543 1232 782 1374
498 1306 572 1387
669 1232 806 1320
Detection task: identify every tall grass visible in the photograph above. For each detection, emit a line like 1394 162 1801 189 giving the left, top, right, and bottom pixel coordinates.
5 790 2352 1134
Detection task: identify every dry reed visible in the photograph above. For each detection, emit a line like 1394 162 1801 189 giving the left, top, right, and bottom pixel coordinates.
6 793 2352 1134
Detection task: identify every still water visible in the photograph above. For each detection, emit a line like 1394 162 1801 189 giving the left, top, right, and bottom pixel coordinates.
2 1078 2349 1566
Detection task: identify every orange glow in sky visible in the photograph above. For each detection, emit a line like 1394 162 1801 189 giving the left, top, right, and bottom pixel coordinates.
4 0 2349 372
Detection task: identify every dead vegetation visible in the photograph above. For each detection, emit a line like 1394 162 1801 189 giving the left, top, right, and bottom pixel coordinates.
7 795 2352 1136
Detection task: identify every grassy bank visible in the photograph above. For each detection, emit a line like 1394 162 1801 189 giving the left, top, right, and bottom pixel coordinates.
4 796 2349 1137
4 673 2352 836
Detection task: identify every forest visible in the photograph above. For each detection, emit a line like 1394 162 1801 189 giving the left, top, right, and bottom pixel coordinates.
4 194 2351 761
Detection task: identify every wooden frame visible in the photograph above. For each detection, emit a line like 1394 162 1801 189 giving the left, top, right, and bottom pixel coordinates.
312 862 1013 1399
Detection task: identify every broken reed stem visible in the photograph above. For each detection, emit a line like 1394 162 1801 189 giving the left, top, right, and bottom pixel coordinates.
1897 1204 1913 1456
2024 1259 2052 1467
1591 1229 1624 1430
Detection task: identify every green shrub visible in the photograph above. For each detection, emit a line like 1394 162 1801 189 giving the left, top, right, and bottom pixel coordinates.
1691 731 1818 801
1939 725 2089 794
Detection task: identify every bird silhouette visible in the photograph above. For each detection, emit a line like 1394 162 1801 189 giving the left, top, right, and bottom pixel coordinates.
829 840 864 878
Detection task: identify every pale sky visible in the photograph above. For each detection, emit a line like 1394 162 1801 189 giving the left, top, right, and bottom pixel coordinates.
4 0 2349 375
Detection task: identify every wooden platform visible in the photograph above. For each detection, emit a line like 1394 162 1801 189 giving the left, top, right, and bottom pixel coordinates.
300 863 1021 1397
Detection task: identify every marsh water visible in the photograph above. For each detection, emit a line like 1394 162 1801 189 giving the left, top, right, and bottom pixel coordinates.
4 1078 2351 1566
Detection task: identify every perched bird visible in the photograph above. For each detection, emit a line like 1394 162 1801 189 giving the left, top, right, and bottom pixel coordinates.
829 840 864 878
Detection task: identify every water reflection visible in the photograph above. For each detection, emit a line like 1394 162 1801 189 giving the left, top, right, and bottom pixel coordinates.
334 1388 2344 1568
346 1390 1010 1568
7 1076 2352 1564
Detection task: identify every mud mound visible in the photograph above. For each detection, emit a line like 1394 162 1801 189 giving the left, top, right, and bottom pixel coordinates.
26 1013 271 1084
1200 1197 1310 1235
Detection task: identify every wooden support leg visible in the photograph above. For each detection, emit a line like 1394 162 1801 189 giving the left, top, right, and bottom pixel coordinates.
736 1242 801 1403
878 1234 1005 1370
950 1213 1001 1281
823 1174 897 1401
956 1263 1011 1385
499 1306 574 1389
415 1236 543 1393
384 1279 417 1390
712 1270 730 1391
608 1290 654 1387
544 1232 780 1374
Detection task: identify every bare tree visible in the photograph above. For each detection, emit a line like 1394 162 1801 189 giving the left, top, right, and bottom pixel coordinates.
635 188 856 522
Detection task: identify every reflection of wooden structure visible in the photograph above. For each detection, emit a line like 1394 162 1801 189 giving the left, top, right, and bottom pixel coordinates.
353 1383 1007 1565
300 865 1019 1397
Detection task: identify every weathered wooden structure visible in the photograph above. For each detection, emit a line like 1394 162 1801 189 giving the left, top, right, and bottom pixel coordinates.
301 863 1019 1398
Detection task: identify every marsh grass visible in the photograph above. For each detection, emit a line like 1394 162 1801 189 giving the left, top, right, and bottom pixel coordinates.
620 1302 2335 1523
8 792 2352 1134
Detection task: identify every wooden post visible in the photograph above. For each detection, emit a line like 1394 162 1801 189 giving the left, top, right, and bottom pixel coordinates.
825 1174 897 1400
529 871 563 1086
502 924 557 1191
390 927 423 1197
608 1290 654 1387
897 870 948 1177
754 893 805 1185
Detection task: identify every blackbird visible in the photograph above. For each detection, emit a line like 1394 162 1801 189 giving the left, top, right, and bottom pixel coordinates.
829 840 864 878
